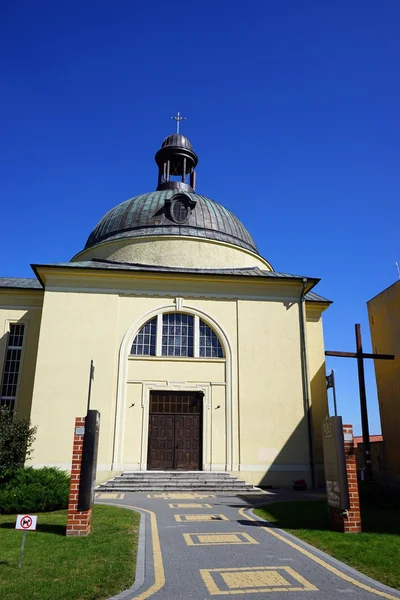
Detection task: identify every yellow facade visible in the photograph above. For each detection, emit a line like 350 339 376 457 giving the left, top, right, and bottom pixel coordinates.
72 235 274 271
368 281 400 480
1 266 329 487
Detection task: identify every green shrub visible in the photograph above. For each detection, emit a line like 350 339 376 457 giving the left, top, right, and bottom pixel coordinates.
0 408 37 482
0 467 70 514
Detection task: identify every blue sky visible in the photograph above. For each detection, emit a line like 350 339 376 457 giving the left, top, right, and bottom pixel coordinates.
1 1 399 435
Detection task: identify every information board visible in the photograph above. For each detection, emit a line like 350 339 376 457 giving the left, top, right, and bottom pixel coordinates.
322 416 349 510
78 410 100 511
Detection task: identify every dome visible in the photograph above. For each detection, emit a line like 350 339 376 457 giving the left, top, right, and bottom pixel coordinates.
161 134 193 150
84 189 258 254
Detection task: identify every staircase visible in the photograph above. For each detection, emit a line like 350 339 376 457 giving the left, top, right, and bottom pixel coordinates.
96 471 262 493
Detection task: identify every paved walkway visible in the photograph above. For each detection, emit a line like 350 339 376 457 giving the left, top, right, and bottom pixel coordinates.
95 490 400 600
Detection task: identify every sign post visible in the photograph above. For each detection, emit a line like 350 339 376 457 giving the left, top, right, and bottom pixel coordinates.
322 419 361 533
78 409 101 511
322 416 349 510
66 411 101 536
15 514 37 567
326 369 337 416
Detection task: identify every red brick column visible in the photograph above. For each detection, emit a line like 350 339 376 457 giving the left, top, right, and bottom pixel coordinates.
329 424 362 533
66 417 92 537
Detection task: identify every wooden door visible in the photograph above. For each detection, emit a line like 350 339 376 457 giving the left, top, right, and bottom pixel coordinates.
175 414 201 470
147 414 175 470
147 391 202 470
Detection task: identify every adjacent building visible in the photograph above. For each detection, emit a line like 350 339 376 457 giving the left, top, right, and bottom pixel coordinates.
368 280 400 482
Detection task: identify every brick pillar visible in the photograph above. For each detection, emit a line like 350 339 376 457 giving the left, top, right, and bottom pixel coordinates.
66 417 92 537
329 424 362 533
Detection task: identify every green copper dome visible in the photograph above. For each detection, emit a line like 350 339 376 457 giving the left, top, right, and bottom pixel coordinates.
85 189 258 254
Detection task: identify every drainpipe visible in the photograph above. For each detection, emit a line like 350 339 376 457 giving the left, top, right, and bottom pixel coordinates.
299 278 316 489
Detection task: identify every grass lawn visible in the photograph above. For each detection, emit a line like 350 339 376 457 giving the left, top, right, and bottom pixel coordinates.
254 500 400 590
0 504 140 600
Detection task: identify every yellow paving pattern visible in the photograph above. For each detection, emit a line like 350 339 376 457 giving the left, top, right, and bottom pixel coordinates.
168 503 212 508
175 513 229 522
148 493 215 499
95 492 125 499
183 531 258 546
200 566 318 595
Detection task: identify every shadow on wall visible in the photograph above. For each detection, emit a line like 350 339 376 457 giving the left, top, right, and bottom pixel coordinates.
242 361 328 490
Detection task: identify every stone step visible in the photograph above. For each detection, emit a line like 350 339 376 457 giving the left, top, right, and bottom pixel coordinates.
112 476 236 482
119 472 235 478
103 481 251 490
97 486 256 492
96 471 260 493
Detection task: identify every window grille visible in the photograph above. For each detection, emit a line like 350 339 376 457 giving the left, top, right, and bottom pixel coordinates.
162 313 194 357
199 320 224 358
150 391 202 414
0 323 25 411
131 317 157 356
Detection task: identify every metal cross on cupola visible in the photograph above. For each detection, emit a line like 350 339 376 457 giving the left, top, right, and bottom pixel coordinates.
325 323 394 479
171 111 186 134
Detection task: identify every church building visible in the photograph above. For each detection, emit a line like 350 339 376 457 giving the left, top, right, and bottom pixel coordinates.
0 129 331 487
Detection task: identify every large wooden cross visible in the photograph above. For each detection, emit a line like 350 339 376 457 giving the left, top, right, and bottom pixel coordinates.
325 323 394 479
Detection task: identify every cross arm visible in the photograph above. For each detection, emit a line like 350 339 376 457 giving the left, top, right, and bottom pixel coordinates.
325 351 394 360
325 351 357 358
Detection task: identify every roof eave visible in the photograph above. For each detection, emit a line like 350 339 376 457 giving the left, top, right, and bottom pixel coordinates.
31 262 321 291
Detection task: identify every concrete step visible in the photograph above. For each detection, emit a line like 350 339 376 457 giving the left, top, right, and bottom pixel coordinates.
118 472 235 478
112 476 237 483
100 483 253 489
96 486 256 492
108 480 246 486
96 471 261 493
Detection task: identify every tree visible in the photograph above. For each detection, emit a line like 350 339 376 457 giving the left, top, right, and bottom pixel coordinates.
0 408 37 482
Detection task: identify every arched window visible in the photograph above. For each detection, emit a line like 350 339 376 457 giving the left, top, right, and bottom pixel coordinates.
130 313 224 358
130 317 157 356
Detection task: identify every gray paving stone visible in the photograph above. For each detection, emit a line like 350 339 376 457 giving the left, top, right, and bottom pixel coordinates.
98 491 400 600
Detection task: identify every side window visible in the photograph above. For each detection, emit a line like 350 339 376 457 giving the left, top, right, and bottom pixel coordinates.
0 323 25 411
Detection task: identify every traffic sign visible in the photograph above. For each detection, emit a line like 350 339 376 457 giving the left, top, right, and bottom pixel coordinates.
16 515 37 531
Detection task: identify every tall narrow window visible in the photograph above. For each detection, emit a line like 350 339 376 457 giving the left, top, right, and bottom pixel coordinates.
199 319 224 357
162 313 194 356
0 323 25 411
131 317 157 356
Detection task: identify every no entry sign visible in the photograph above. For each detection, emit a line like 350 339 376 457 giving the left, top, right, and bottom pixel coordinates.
15 515 37 531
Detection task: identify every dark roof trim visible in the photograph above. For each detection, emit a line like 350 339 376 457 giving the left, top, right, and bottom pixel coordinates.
31 259 326 296
304 290 332 304
0 277 43 291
